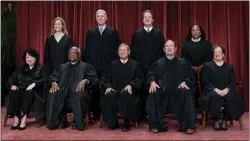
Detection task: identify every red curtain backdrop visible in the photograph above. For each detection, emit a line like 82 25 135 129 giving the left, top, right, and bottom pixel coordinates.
16 1 249 111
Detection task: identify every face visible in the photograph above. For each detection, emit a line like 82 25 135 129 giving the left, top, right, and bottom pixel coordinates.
54 19 63 32
143 12 154 26
68 48 79 62
118 45 130 59
96 11 107 26
163 40 177 56
26 53 36 66
191 25 201 39
213 47 224 61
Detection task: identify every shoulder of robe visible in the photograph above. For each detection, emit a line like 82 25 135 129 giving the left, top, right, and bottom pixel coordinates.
204 61 214 68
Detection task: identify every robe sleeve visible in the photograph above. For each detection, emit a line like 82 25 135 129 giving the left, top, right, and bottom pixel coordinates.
44 38 49 70
67 36 75 51
182 59 196 91
204 41 213 63
159 32 165 58
100 64 113 90
181 41 189 61
130 33 136 60
202 63 216 91
6 65 21 90
48 65 61 86
82 30 90 61
128 63 144 91
114 30 121 50
34 65 47 87
84 64 98 88
145 61 158 89
227 65 236 92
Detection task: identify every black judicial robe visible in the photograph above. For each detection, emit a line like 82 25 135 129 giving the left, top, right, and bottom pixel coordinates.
101 59 144 95
44 34 75 74
83 26 120 76
100 59 144 123
46 61 98 129
130 27 165 75
199 61 244 120
6 64 47 122
181 39 212 67
146 57 196 94
145 57 196 129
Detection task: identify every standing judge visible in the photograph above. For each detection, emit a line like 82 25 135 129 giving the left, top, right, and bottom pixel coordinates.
181 24 212 106
130 10 165 121
100 43 143 132
83 9 121 120
146 39 196 134
44 17 75 74
46 46 98 131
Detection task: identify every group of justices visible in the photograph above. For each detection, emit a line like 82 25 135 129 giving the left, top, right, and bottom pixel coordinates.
5 8 244 134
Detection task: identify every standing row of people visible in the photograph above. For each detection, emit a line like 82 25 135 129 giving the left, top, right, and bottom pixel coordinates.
6 9 244 134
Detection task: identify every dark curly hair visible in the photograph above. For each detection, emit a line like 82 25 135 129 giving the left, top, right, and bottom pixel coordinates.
186 24 206 41
22 48 40 66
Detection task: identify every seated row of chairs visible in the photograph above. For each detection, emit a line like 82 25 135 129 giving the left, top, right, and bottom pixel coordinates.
4 72 244 130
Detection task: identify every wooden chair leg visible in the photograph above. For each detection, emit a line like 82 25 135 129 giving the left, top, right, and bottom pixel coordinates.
99 114 103 128
202 111 206 129
230 120 233 126
135 121 138 128
85 113 89 127
239 116 243 130
4 110 8 127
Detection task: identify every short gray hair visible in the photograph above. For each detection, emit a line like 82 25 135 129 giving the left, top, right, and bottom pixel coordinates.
96 9 107 16
118 43 130 51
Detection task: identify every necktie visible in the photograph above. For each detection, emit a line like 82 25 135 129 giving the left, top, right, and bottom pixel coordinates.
147 28 150 33
122 61 126 64
100 27 104 35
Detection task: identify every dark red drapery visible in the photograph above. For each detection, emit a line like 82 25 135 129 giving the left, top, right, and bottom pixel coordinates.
16 1 249 111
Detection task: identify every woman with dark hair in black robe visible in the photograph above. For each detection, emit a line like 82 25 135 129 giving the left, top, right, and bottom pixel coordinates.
199 45 244 131
181 24 213 106
6 48 47 130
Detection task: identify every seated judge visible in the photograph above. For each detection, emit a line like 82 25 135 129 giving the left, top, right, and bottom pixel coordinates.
100 43 144 132
6 48 46 130
46 46 98 131
198 45 244 131
146 39 196 134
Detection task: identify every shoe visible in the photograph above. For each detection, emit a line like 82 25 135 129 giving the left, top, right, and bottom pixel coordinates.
122 122 130 132
220 120 228 131
213 121 220 131
159 125 168 132
177 122 186 132
58 123 67 129
11 125 20 130
18 126 26 130
11 119 21 130
150 128 159 133
185 129 195 134
108 121 119 130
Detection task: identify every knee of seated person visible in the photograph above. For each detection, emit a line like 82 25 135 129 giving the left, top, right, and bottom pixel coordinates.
119 91 130 96
178 88 191 94
104 91 117 97
75 90 89 98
